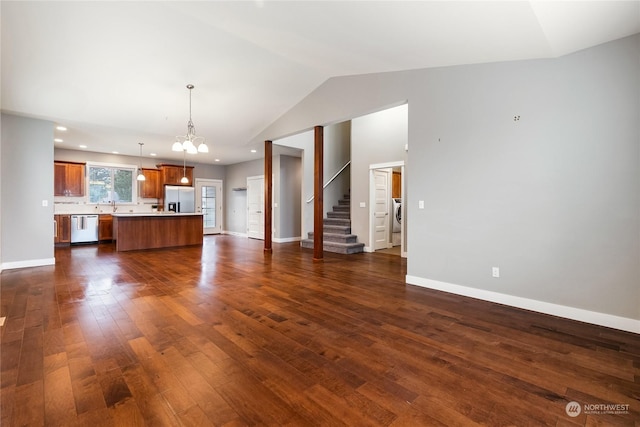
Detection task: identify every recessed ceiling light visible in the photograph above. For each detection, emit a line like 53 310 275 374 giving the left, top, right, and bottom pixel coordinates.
54 138 63 143
112 151 119 154
79 145 87 149
150 153 157 157
215 159 220 162
56 126 67 131
251 149 257 153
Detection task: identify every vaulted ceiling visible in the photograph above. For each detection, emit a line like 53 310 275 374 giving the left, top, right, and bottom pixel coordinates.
2 1 638 164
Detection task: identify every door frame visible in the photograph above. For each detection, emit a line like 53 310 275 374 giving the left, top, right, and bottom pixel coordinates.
369 161 406 257
195 178 223 234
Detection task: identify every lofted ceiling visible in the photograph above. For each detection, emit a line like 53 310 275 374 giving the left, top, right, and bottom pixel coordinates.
1 1 638 165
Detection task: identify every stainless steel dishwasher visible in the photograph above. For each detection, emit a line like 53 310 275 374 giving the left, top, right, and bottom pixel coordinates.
70 215 99 244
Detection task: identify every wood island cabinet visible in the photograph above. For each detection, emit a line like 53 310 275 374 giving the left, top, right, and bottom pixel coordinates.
54 161 85 197
54 214 71 244
157 163 193 186
139 168 161 199
98 214 113 241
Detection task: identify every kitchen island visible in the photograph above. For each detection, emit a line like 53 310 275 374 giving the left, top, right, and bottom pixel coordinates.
112 212 203 252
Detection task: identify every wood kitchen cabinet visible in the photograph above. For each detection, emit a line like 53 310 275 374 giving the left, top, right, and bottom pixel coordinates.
54 214 71 244
139 168 161 198
392 171 402 199
98 214 113 241
54 161 86 196
157 163 193 186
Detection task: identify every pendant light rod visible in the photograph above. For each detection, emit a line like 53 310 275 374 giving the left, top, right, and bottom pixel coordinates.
181 149 189 184
137 142 146 181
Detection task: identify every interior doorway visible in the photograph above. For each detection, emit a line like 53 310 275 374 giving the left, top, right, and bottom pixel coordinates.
195 179 223 235
369 161 405 257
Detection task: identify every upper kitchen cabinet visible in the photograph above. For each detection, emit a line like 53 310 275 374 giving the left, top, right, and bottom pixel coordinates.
157 163 194 186
139 168 161 198
54 161 86 196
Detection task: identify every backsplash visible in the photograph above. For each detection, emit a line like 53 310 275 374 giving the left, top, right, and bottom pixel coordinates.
54 199 159 214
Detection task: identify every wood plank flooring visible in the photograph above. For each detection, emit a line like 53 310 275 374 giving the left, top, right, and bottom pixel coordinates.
1 235 638 426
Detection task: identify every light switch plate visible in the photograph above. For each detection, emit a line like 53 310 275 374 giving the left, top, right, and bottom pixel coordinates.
419 200 425 209
42 200 48 207
359 202 366 208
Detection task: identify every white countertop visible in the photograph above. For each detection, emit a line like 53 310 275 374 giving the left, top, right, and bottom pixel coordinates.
111 212 203 217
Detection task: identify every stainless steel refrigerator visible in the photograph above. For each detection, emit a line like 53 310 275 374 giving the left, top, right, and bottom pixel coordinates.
165 186 195 213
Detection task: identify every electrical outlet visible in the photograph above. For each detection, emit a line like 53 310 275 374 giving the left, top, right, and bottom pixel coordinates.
492 267 500 278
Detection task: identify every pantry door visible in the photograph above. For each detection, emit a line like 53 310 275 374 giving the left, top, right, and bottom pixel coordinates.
195 179 223 234
247 175 264 240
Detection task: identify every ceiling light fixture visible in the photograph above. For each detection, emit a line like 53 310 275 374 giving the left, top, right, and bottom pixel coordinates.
172 84 208 155
56 126 67 131
137 142 146 181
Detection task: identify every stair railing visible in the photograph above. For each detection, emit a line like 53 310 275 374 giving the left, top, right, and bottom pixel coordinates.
306 161 351 203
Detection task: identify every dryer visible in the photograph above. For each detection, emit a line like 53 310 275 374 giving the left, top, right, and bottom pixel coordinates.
392 198 402 232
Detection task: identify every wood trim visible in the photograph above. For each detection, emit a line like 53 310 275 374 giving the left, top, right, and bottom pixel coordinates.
264 140 273 253
53 160 86 165
313 126 323 261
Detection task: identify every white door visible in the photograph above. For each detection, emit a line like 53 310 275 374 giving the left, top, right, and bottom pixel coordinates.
373 169 390 250
247 175 264 240
196 179 223 234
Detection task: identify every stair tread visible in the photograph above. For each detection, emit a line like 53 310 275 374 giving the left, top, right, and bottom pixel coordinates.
301 239 364 254
302 239 363 246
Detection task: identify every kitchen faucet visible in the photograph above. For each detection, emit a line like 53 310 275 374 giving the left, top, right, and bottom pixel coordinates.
111 200 117 212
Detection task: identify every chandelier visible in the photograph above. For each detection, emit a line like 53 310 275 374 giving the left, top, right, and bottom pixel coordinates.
172 84 208 154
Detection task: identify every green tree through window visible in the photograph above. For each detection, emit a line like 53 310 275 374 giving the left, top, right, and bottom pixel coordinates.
88 165 134 203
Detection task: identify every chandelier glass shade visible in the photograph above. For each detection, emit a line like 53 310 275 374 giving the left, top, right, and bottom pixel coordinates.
181 149 189 184
173 84 208 154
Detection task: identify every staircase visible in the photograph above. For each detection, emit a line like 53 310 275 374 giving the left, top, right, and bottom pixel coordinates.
301 194 365 254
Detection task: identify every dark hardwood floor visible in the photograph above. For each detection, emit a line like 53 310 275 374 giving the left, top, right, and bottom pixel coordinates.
1 235 638 426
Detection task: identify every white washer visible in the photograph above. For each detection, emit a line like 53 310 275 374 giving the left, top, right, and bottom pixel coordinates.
392 198 402 232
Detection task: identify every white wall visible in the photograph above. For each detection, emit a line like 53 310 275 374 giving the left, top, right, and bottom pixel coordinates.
225 158 263 235
1 113 55 269
254 35 640 331
275 131 314 239
276 155 302 240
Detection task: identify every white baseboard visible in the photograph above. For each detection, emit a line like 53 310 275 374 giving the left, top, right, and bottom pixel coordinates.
273 237 301 243
405 275 640 334
1 257 56 271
